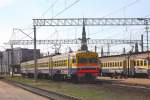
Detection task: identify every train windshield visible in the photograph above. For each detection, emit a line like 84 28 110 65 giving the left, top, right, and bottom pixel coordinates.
78 58 97 64
78 58 87 63
89 58 97 63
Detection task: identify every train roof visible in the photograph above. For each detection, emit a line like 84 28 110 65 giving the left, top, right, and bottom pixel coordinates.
21 50 97 64
99 51 150 59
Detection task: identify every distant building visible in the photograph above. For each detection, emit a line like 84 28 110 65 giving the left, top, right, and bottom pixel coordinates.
0 48 40 75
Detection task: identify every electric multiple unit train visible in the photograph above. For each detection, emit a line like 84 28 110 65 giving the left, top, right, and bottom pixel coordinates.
21 51 99 82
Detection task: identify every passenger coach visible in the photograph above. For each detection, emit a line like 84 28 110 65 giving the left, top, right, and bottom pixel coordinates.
99 51 150 78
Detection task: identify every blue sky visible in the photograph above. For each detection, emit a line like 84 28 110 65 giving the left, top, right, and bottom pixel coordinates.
0 0 150 54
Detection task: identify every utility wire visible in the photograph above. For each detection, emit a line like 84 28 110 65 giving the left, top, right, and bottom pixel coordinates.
54 0 80 17
41 0 59 17
103 0 141 17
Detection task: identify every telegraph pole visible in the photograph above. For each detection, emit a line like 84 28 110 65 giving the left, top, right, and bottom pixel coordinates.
33 25 37 82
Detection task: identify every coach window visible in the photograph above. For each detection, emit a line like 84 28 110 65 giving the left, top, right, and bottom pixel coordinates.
56 61 58 66
108 62 110 67
105 63 107 67
105 62 107 67
117 62 119 66
110 62 111 67
120 62 122 67
64 60 66 66
114 62 116 67
57 61 59 66
110 62 112 67
63 60 65 66
133 61 136 66
56 61 58 67
137 60 139 66
115 62 117 67
144 60 147 66
116 62 118 66
55 61 57 67
72 57 76 63
59 60 62 66
140 60 143 66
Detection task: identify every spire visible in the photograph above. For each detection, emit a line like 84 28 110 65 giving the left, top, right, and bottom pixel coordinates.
101 46 104 57
81 19 88 51
135 42 139 53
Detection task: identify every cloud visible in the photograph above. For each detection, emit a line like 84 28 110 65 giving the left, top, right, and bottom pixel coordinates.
0 0 12 8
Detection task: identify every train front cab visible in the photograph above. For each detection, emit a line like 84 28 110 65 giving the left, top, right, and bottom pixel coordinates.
71 52 99 82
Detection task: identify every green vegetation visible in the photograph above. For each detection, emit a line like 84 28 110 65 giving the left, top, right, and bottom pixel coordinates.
6 76 150 100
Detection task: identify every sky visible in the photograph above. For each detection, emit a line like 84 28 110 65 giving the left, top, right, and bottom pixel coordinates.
0 0 150 54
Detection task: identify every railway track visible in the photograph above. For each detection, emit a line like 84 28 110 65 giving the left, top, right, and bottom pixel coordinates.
91 79 150 92
2 79 81 100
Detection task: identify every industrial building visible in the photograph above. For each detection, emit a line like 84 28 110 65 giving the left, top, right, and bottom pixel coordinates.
0 48 40 75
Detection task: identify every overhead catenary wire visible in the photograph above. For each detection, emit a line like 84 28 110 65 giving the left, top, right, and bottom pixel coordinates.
41 0 59 17
103 0 141 17
54 0 80 17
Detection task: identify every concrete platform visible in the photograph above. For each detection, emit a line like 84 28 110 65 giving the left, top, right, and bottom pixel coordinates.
0 80 48 100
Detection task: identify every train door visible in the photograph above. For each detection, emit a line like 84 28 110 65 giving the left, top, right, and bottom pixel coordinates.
49 57 53 78
129 60 135 76
67 54 71 78
123 60 128 76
